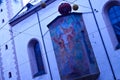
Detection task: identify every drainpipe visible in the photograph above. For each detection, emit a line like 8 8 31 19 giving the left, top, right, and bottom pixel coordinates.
88 0 116 80
36 11 53 80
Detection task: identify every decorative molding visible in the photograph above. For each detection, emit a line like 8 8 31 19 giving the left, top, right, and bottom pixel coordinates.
10 27 21 80
0 48 4 80
6 0 13 19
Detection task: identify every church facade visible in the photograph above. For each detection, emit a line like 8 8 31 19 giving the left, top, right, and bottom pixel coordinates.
0 0 120 80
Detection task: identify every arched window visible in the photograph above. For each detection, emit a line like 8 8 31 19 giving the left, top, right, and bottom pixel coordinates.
28 39 45 78
108 5 120 49
103 1 120 49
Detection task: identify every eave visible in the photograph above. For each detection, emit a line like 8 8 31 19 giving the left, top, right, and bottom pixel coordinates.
9 0 56 26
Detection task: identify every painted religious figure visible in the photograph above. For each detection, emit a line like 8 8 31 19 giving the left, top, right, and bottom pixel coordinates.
48 13 100 80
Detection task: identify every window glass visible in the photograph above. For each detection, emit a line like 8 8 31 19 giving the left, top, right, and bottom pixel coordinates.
28 40 45 78
0 0 2 4
33 42 45 77
108 6 120 44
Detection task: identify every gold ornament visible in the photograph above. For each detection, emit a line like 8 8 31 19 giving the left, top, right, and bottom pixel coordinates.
73 4 79 11
41 2 46 8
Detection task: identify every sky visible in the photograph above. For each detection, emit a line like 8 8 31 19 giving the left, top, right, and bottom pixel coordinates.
23 0 42 5
23 0 30 5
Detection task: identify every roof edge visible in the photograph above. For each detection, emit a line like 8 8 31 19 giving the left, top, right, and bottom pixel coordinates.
9 0 56 26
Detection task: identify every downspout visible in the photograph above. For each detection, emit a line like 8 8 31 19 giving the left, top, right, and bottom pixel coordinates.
88 0 116 80
36 11 53 80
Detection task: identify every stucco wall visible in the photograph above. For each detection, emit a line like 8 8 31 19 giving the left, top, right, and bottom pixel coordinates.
2 0 120 80
0 0 23 80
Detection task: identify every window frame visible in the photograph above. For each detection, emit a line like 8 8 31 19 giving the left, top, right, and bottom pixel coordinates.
28 39 46 78
102 0 120 50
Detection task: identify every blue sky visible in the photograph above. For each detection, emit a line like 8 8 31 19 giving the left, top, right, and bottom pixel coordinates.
23 0 42 5
23 0 30 5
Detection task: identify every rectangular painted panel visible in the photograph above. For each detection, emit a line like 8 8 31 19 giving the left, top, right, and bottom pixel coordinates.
48 13 100 80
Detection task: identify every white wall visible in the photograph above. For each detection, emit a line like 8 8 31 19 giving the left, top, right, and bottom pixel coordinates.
12 12 57 80
89 0 120 79
0 0 23 80
1 0 120 80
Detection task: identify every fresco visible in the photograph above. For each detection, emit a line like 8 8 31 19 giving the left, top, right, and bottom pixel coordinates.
48 13 99 80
